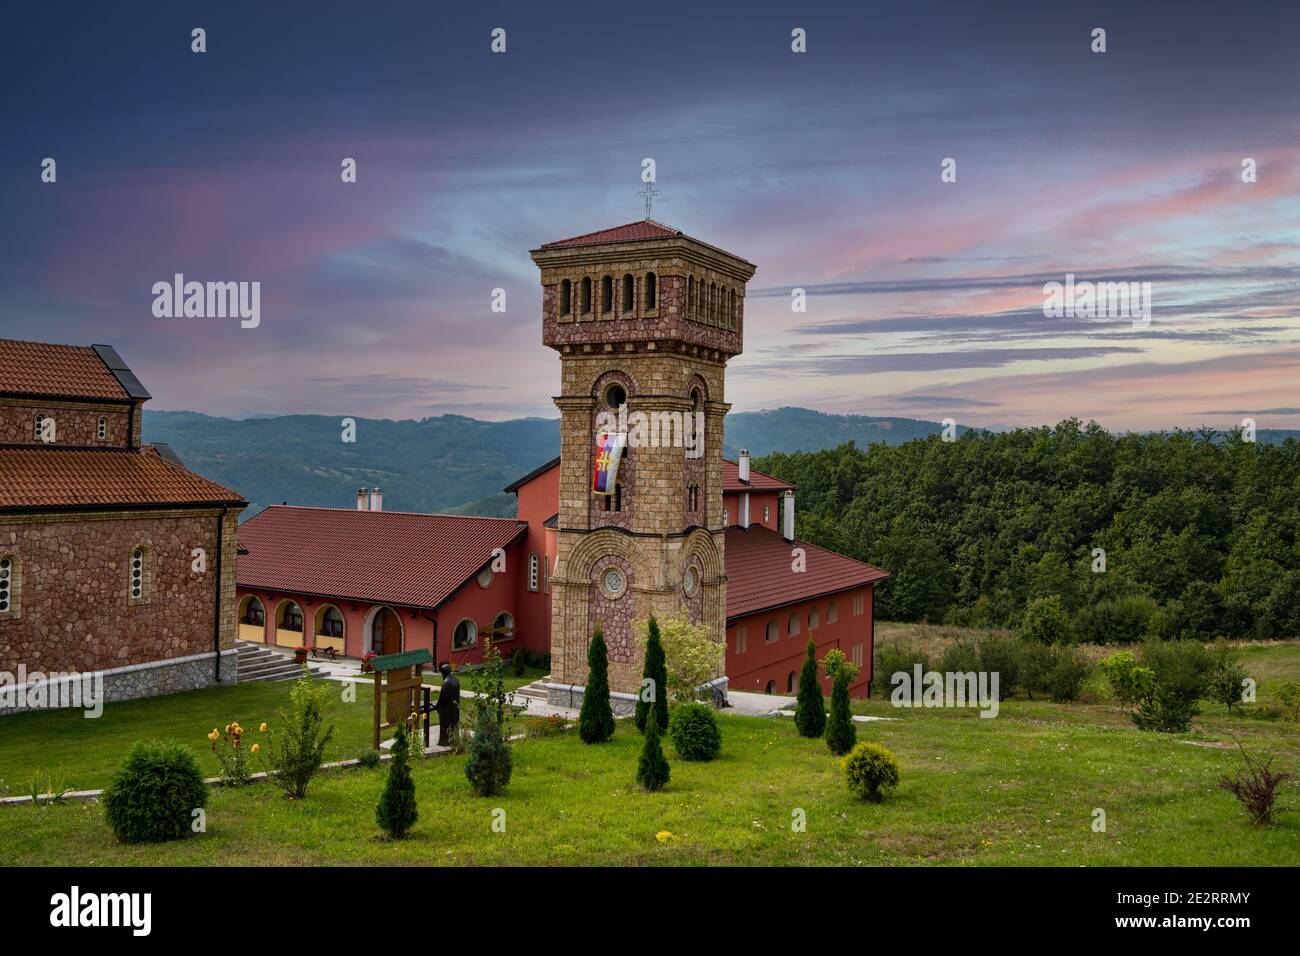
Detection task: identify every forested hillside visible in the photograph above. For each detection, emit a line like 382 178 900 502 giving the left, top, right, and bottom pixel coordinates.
756 421 1300 641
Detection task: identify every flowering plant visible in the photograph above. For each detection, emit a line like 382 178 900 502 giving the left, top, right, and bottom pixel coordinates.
209 721 257 786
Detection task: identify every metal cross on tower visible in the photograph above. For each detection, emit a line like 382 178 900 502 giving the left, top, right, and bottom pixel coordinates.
636 181 661 219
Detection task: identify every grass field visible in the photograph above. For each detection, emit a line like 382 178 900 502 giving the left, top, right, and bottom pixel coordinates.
0 637 1297 866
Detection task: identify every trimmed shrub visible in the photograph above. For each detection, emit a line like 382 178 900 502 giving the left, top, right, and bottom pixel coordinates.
793 640 826 738
578 627 616 744
376 726 418 839
1018 595 1073 644
1046 646 1090 702
103 741 208 844
635 616 670 735
465 712 513 796
975 633 1021 700
357 748 382 769
842 741 900 801
825 669 856 755
669 703 721 761
872 643 929 697
636 714 670 791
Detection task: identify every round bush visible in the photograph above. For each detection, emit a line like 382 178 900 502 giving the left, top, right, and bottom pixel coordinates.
842 742 900 802
669 703 721 761
103 741 208 844
358 748 382 769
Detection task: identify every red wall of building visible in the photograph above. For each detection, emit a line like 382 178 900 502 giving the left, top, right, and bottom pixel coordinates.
725 583 875 698
512 464 559 658
723 489 781 531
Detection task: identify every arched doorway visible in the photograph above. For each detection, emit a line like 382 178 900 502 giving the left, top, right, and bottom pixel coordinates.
364 605 403 656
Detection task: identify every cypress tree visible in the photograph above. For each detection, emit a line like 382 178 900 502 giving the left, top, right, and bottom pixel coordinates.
634 615 670 734
578 626 616 743
825 668 857 755
376 725 418 838
794 640 826 738
635 710 670 791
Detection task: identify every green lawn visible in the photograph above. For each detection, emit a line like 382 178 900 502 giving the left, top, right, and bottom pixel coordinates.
1 645 1298 866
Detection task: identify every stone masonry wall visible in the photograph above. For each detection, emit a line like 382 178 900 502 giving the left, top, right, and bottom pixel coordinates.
0 397 132 447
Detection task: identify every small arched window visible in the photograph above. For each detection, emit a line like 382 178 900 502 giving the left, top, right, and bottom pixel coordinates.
280 601 304 632
729 289 737 328
129 546 149 602
559 279 572 315
241 596 266 626
808 607 820 630
765 679 776 695
687 276 695 318
601 275 613 313
580 277 592 314
320 606 344 637
827 600 838 623
622 274 635 313
527 553 540 591
493 611 515 640
0 554 17 617
787 671 797 694
613 483 623 513
453 618 478 650
34 415 54 443
644 272 657 309
788 613 800 636
97 417 108 440
710 283 718 323
766 619 779 642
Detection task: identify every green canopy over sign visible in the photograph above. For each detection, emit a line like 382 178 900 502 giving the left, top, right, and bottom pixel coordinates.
370 648 434 672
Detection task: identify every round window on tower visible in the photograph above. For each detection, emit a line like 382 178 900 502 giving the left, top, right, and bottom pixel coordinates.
600 567 627 599
683 565 700 597
605 383 627 409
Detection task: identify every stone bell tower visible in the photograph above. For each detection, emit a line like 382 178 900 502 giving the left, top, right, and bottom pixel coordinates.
530 219 756 709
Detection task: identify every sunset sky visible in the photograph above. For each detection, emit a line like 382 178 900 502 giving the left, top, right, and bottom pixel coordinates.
2 0 1298 432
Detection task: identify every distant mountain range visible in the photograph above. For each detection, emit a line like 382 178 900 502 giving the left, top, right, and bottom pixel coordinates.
141 407 961 519
142 408 1299 520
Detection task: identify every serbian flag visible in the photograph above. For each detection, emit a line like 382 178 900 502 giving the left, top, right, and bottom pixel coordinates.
592 431 626 495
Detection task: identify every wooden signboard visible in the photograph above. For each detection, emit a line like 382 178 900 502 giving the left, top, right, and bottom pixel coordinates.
370 648 434 749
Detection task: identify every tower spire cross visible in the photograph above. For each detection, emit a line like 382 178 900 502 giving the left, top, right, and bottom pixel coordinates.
636 181 661 219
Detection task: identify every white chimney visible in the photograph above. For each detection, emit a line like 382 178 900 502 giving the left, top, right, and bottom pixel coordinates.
783 489 795 541
357 487 369 511
740 491 750 529
369 487 383 512
738 448 750 483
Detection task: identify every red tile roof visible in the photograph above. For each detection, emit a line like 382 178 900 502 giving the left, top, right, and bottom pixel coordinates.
724 525 888 620
0 446 245 510
722 458 796 492
540 219 683 249
0 338 130 401
237 506 528 609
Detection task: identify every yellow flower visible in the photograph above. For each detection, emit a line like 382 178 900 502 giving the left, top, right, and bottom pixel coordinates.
259 722 267 732
251 744 260 754
655 830 676 844
233 724 243 736
207 730 219 741
224 723 232 734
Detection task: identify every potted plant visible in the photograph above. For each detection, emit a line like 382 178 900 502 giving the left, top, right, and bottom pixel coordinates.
361 651 377 673
294 645 308 664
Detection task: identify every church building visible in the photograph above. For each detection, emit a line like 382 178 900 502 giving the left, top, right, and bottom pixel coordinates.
234 220 888 701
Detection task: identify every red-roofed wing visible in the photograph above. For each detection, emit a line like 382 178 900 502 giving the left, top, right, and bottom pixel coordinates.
724 526 888 620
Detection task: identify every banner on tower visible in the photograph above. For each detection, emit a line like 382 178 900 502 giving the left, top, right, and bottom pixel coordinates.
592 430 626 495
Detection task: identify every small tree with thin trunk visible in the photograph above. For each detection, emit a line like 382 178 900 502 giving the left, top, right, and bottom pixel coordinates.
657 609 723 703
634 615 670 734
794 640 826 738
636 713 670 791
579 626 616 743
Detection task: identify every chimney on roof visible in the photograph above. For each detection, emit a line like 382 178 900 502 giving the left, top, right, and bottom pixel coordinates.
369 487 383 512
740 491 750 530
782 489 796 542
738 448 750 483
357 487 369 511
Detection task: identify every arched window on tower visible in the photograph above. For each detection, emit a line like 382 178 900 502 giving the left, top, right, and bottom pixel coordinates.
580 276 592 314
687 276 695 319
622 274 635 313
559 279 571 316
729 289 736 329
644 272 657 310
601 275 613 314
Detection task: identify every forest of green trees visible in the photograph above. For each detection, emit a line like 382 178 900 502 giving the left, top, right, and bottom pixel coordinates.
755 421 1300 642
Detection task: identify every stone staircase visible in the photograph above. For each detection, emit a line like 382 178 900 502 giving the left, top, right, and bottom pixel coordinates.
515 678 553 704
236 641 327 683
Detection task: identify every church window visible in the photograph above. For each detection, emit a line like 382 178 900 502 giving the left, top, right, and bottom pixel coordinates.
853 594 865 616
827 600 838 623
601 275 613 313
129 546 150 602
601 567 627 599
97 416 108 440
34 414 55 442
613 483 623 512
453 618 477 650
729 289 737 329
622 274 635 313
787 612 799 637
0 555 16 616
644 272 657 309
763 504 771 523
808 607 820 630
687 276 694 318
493 611 515 641
580 277 592 313
559 279 571 315
765 619 778 642
852 642 864 667
723 508 730 525
683 565 699 597
604 383 626 409
527 553 540 591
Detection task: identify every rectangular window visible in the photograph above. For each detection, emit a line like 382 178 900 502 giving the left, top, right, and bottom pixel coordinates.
853 594 865 616
852 642 863 667
827 600 838 623
736 625 747 654
527 553 540 591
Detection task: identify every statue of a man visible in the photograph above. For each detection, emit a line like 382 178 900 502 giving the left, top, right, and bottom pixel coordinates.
435 663 461 746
